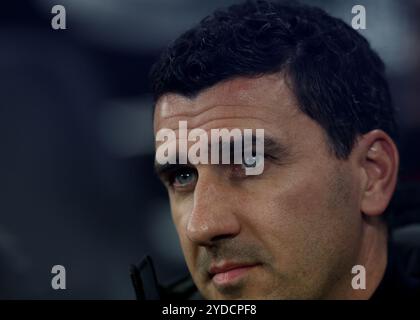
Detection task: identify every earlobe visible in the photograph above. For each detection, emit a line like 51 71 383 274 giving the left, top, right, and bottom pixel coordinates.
359 130 399 217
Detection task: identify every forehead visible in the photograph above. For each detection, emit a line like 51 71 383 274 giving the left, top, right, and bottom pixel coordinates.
153 74 302 134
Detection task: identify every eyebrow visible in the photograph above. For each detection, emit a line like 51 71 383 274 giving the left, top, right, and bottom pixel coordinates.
153 135 289 176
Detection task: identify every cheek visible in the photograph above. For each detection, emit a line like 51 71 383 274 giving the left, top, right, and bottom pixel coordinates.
168 195 197 266
242 161 360 272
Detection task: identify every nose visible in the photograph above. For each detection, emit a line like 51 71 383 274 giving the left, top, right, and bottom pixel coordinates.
186 171 241 246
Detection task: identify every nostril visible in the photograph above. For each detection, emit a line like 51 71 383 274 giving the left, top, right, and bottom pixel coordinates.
210 234 236 243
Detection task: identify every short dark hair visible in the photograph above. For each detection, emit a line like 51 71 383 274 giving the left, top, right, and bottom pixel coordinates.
150 0 397 158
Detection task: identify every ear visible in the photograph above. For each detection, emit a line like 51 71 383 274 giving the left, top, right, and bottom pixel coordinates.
355 130 399 217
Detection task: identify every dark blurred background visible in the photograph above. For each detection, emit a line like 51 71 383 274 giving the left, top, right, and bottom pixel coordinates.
0 0 419 299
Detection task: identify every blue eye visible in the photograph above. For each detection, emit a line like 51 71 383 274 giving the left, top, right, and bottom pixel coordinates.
172 168 198 188
242 153 264 168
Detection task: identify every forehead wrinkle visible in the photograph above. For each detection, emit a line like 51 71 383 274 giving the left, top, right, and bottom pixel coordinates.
156 122 272 144
155 103 285 130
154 125 280 154
156 75 294 119
157 100 277 119
154 76 302 134
171 116 272 133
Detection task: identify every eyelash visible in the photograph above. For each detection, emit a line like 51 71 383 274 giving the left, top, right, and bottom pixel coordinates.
160 153 275 189
161 165 197 187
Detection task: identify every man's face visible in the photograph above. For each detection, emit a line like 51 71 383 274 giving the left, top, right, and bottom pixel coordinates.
154 75 364 299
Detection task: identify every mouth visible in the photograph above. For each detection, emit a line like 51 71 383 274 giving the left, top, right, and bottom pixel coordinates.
208 262 261 287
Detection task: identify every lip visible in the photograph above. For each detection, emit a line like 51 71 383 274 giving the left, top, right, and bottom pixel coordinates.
208 262 260 286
